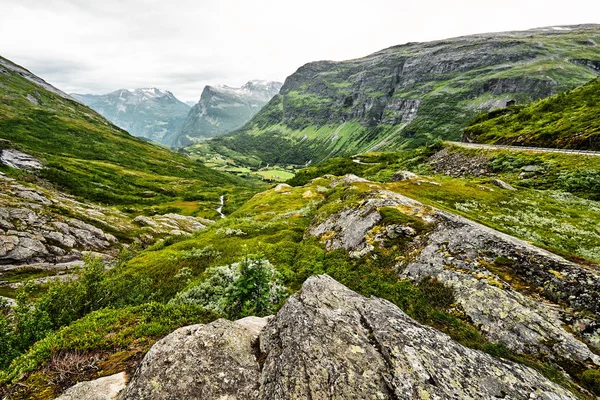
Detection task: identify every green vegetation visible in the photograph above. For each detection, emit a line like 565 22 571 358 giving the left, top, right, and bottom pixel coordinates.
0 58 261 218
2 172 597 398
465 78 600 149
287 145 600 264
205 27 600 166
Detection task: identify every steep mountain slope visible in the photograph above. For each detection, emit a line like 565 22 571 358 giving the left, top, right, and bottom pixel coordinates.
167 80 281 147
0 55 259 212
211 24 600 164
72 88 190 143
463 77 600 149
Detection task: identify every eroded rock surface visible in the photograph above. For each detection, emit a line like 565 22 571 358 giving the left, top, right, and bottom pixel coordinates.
308 186 600 370
119 276 578 399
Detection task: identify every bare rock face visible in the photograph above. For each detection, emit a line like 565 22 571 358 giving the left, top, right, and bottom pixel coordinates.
308 187 600 370
118 317 269 400
56 372 127 400
0 149 42 170
119 276 577 399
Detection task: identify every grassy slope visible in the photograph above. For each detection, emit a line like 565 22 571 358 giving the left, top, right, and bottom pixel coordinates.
0 57 261 218
464 78 600 149
289 144 600 264
207 27 600 165
3 173 597 398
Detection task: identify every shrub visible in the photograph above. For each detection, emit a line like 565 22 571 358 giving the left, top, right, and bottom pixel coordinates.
581 369 600 395
170 257 288 319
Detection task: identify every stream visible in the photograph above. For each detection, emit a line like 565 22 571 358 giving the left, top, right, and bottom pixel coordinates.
216 195 225 219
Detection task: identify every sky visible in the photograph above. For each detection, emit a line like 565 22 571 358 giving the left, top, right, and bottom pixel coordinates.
0 0 598 102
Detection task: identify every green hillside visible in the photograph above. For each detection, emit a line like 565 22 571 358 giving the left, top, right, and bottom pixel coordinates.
207 25 600 165
0 56 259 217
464 77 600 149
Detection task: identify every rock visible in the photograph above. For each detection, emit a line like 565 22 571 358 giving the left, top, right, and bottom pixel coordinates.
56 372 127 400
133 214 210 235
391 170 418 181
402 210 600 367
0 149 42 170
259 275 578 399
429 147 490 177
121 276 578 399
309 190 428 256
492 178 516 190
329 174 370 188
309 188 600 369
119 317 267 400
522 164 541 173
274 183 292 192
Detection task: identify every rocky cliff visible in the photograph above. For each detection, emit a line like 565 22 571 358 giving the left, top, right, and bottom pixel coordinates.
212 24 600 164
79 275 580 399
168 80 282 147
72 88 191 144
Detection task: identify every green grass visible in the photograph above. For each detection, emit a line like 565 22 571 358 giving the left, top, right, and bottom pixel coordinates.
207 27 600 165
0 57 262 217
465 78 600 149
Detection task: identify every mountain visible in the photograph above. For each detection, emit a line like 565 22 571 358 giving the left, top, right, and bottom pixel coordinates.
0 55 254 210
463 77 600 149
209 24 600 164
72 88 190 143
167 80 282 147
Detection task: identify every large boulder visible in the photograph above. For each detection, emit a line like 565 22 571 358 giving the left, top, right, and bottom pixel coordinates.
118 317 269 400
118 275 578 399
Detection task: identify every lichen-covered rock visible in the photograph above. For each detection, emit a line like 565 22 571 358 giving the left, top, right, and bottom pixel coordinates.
308 186 600 370
121 276 578 399
391 170 419 181
0 149 42 170
402 210 600 367
132 213 211 235
308 190 428 256
55 372 127 400
118 317 269 400
259 275 578 399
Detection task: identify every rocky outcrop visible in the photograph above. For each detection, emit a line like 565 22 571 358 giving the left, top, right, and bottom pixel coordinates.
428 147 491 177
132 213 212 236
118 276 578 399
308 186 600 370
0 149 42 170
56 372 127 400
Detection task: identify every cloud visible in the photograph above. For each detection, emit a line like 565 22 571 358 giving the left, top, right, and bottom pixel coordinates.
0 0 598 101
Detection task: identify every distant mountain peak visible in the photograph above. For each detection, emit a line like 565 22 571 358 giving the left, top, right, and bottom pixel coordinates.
72 88 190 143
165 80 282 147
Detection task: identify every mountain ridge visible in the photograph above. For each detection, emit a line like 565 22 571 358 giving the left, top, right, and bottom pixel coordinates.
167 80 282 147
209 23 600 165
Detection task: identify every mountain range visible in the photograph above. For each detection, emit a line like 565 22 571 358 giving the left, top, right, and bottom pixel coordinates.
166 80 282 147
207 24 600 165
1 24 600 400
71 88 191 143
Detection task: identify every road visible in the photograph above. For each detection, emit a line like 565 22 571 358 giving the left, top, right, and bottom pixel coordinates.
447 142 600 157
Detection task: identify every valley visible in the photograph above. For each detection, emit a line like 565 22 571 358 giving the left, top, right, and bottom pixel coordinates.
1 23 600 400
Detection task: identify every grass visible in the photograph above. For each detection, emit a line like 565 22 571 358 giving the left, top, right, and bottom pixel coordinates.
0 57 262 218
465 78 600 149
205 27 600 165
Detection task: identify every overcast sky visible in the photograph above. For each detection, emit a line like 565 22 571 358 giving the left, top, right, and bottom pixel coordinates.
0 0 598 102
